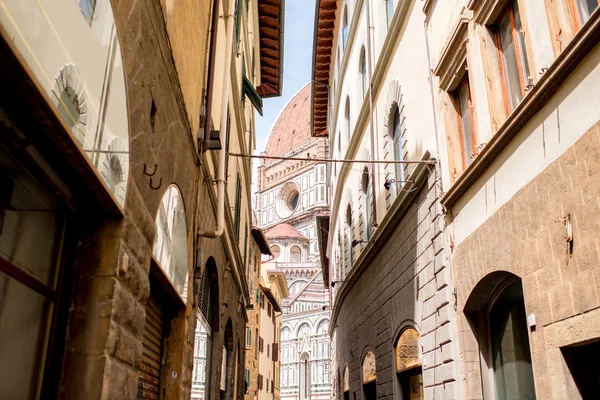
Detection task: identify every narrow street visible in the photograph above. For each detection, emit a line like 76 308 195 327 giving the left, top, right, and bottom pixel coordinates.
0 0 600 399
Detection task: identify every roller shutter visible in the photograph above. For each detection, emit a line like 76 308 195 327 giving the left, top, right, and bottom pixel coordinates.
138 293 164 400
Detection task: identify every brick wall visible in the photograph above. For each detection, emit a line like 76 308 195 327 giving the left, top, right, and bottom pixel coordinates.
334 170 459 399
452 121 600 400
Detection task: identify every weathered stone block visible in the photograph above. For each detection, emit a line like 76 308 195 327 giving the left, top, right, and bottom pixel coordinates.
570 270 599 314
548 283 573 322
575 238 600 273
100 358 138 400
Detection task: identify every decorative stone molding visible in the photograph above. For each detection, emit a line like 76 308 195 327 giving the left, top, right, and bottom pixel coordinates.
468 0 509 25
383 79 404 130
51 63 88 144
434 8 472 91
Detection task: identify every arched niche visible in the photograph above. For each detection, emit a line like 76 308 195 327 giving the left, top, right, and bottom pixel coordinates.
395 327 421 373
0 0 130 207
362 350 376 384
153 185 189 301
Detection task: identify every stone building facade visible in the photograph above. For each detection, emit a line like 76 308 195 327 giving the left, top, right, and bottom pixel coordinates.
312 0 458 399
244 227 272 400
0 0 283 399
313 0 600 399
430 0 600 399
256 84 332 400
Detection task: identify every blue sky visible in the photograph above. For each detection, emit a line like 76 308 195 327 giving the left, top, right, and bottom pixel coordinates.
253 0 316 190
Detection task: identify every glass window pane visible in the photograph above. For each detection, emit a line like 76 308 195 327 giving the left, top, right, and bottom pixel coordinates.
0 271 53 399
0 148 63 288
512 3 532 88
577 0 598 23
386 0 394 27
488 280 535 400
458 84 474 164
499 13 522 111
153 186 189 300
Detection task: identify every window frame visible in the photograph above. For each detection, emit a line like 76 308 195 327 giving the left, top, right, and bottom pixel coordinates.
342 6 349 49
567 0 600 30
359 46 367 100
386 0 395 28
493 1 532 114
468 276 535 400
389 103 405 184
454 76 476 169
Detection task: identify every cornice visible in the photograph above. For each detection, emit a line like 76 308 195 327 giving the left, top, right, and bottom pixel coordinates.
433 8 472 91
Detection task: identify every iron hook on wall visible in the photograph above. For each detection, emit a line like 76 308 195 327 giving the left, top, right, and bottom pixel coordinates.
143 163 158 177
149 177 162 190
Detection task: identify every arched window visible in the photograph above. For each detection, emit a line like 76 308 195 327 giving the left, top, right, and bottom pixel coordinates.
345 97 351 146
192 258 219 399
281 327 292 341
290 245 302 262
271 245 281 260
345 203 353 267
389 103 405 184
298 323 311 338
342 6 349 49
362 350 377 399
385 0 394 28
395 327 423 399
153 185 189 300
361 167 372 240
317 319 329 334
465 273 535 400
289 280 307 296
359 46 367 99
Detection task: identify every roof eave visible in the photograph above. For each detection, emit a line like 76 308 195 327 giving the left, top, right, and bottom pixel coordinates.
257 0 285 98
252 227 272 255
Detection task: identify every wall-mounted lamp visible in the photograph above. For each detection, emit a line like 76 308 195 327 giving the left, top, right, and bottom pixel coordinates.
384 178 413 191
330 280 349 288
351 239 369 248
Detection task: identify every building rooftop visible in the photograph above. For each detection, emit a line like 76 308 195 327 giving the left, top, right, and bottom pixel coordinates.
265 223 307 240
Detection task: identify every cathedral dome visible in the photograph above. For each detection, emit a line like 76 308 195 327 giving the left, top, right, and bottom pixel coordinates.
264 83 312 157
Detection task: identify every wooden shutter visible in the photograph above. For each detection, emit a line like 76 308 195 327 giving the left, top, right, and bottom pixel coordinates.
272 343 279 362
271 380 274 393
138 293 164 400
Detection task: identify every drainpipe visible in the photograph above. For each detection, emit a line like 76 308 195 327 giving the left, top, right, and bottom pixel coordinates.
365 0 378 227
423 18 444 198
202 0 221 152
199 0 237 238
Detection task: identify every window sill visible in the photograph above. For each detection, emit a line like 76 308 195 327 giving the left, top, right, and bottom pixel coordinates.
441 9 600 209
